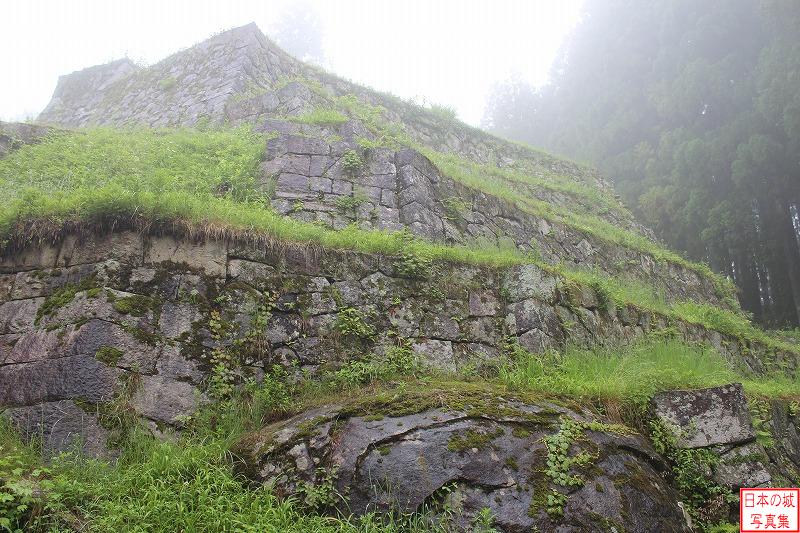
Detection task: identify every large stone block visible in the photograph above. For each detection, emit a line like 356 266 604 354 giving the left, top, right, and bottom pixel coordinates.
238 397 689 532
131 375 201 424
502 264 558 304
0 298 43 334
0 244 59 272
145 236 227 277
56 232 143 267
651 383 756 448
0 354 120 407
7 400 111 456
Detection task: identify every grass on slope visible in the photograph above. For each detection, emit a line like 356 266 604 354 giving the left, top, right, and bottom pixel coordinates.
0 127 265 203
501 336 800 406
0 420 451 533
324 87 738 299
283 79 736 302
425 150 731 288
0 127 793 356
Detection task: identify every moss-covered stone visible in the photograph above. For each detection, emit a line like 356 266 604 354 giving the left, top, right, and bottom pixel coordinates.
112 294 156 316
95 345 124 366
35 276 98 323
447 427 504 452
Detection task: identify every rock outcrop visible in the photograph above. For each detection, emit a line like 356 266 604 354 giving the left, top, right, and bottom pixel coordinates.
236 386 690 532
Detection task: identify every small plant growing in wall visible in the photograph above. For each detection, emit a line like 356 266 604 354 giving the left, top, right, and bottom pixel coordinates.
442 197 469 222
334 307 375 340
207 310 236 400
158 76 177 91
648 419 733 527
538 417 619 517
335 189 368 212
341 149 364 177
395 248 433 279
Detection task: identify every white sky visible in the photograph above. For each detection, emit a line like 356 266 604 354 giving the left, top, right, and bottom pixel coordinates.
0 0 582 125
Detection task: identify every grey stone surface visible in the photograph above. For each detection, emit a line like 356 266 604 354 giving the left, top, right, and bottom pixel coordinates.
713 442 772 488
651 383 756 448
237 399 689 532
2 233 793 462
131 375 201 425
7 400 111 456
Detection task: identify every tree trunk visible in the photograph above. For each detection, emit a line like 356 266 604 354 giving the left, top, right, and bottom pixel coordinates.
777 199 800 326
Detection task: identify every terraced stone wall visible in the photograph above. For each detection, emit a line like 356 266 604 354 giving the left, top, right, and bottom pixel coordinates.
0 232 790 454
261 132 727 307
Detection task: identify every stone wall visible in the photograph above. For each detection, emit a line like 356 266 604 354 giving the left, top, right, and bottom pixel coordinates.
34 23 652 241
31 24 723 310
0 232 791 454
38 24 301 128
261 131 726 308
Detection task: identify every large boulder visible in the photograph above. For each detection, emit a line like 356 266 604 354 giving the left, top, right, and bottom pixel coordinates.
651 383 773 490
236 384 690 532
651 383 755 448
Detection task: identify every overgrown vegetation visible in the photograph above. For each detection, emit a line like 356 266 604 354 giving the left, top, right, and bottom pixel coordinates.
501 335 800 413
0 128 793 356
0 127 265 210
0 354 458 532
3 331 799 531
650 419 733 529
290 107 349 127
539 417 621 517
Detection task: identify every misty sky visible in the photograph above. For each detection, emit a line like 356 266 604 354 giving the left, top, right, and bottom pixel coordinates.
1 0 582 125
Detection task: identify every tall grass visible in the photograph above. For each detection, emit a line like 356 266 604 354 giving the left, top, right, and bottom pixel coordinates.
500 336 800 407
290 107 349 127
0 127 265 203
3 396 451 532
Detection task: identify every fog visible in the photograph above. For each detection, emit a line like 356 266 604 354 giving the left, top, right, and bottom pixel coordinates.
0 0 581 124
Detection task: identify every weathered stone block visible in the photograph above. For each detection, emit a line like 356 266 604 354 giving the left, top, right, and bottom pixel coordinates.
145 236 227 277
160 301 203 338
0 243 59 272
713 442 771 488
7 400 111 456
468 290 499 317
131 375 201 424
0 298 43 334
285 135 328 155
411 339 455 370
228 258 279 284
57 232 143 267
0 354 120 407
276 172 309 192
651 383 756 448
238 398 689 532
502 264 558 303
